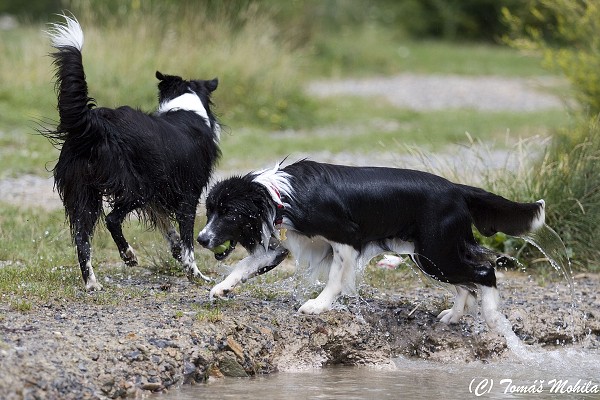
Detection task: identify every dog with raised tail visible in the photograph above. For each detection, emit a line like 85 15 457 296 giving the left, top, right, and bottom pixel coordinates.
43 15 221 290
197 160 546 329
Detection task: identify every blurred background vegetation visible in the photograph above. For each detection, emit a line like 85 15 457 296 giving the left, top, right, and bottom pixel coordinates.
0 0 599 297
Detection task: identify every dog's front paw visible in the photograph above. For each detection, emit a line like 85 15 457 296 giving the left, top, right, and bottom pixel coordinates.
298 298 331 315
209 282 234 300
187 269 212 283
185 263 212 283
437 308 463 324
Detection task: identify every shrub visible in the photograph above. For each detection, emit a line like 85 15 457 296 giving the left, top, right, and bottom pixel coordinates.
502 0 600 269
503 0 600 114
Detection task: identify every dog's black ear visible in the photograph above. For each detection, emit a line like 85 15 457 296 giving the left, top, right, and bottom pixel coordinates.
156 71 165 81
206 78 218 92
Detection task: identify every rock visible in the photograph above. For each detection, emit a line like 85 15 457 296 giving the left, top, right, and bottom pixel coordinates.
141 382 163 391
218 354 248 377
226 336 245 360
207 364 224 379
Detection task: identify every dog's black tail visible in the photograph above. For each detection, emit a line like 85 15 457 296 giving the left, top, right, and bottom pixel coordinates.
458 184 545 237
45 15 95 144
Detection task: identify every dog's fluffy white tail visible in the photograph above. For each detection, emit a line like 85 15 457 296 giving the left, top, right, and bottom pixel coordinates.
47 14 84 50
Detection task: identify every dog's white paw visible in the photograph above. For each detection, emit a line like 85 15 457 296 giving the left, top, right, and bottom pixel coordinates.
376 255 404 269
186 264 212 283
209 282 234 300
437 308 463 324
482 309 503 330
298 298 332 315
85 276 103 291
188 269 212 283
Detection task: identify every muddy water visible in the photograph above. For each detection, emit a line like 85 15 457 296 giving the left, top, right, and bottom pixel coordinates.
158 349 600 399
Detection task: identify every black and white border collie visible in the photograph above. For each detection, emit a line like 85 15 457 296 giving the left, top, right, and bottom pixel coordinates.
197 160 545 328
44 15 221 290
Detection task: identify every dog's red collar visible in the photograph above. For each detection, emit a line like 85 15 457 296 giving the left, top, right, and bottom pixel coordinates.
274 203 284 226
270 184 285 226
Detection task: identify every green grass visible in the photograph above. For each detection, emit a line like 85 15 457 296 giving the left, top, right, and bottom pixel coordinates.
0 204 215 306
311 28 550 78
0 9 565 178
221 104 569 169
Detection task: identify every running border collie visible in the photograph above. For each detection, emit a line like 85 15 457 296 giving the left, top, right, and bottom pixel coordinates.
43 15 221 290
197 160 545 328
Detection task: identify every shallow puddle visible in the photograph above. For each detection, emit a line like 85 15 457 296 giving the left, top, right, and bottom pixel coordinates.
156 347 600 399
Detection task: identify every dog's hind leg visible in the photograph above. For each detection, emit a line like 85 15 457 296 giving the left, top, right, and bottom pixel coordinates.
479 284 502 329
106 205 138 267
176 206 211 282
298 243 357 314
414 211 497 326
438 286 477 324
68 190 103 291
155 215 182 261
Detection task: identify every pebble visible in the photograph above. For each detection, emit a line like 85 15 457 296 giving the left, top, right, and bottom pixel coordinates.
141 382 163 391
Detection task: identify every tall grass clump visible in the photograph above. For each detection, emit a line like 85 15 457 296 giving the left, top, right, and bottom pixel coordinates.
498 0 600 270
529 122 600 269
0 1 311 135
68 1 312 129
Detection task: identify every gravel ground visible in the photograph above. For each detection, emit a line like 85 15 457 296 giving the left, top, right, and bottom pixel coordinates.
0 266 598 399
2 74 591 399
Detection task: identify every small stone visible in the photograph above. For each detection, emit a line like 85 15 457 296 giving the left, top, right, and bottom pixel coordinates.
141 382 163 391
258 326 272 336
226 336 244 360
207 364 224 379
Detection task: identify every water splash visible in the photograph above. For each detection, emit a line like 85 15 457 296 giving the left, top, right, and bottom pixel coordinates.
519 224 576 340
520 224 573 293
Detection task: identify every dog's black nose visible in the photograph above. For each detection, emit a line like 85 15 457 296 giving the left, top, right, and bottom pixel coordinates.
197 234 210 248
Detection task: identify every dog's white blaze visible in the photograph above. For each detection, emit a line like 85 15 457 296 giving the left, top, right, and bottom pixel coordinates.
47 15 84 50
252 163 294 206
198 218 218 247
530 199 546 231
157 92 211 128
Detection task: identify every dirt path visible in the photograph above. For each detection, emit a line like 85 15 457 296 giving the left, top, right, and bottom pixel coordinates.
307 74 564 111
